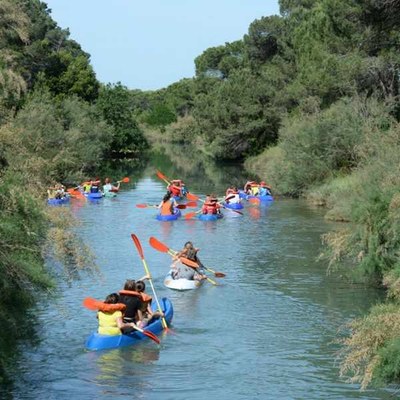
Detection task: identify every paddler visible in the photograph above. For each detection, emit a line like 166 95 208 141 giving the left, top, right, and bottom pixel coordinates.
158 192 178 216
103 177 120 194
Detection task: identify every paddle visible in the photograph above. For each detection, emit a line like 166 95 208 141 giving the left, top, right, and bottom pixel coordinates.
149 237 226 278
67 188 85 200
83 297 160 344
186 192 199 201
156 170 171 185
136 203 196 210
131 234 169 331
184 210 202 220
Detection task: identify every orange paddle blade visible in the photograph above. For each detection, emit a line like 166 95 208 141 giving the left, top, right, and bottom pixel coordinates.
141 330 160 344
149 237 169 253
121 177 130 183
156 170 169 182
180 257 199 269
185 201 198 208
184 211 198 220
214 272 226 278
186 193 199 201
136 204 148 208
131 234 144 259
83 297 101 311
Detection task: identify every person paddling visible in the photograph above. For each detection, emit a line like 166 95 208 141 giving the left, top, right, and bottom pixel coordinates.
118 280 143 328
135 279 163 328
225 186 240 204
158 192 178 216
103 177 120 194
201 194 220 215
259 181 272 196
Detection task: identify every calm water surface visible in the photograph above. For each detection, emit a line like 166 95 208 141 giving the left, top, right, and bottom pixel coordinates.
7 158 392 400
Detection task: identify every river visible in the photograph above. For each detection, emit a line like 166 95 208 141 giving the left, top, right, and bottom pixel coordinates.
3 151 393 399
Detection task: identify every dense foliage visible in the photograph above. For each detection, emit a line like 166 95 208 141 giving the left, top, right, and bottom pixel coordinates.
0 0 146 386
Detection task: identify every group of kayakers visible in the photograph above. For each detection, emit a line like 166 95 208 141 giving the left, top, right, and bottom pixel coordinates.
82 178 120 195
244 181 272 196
47 177 121 200
98 276 163 336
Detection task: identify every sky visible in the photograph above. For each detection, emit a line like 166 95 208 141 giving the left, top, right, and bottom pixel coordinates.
45 0 280 91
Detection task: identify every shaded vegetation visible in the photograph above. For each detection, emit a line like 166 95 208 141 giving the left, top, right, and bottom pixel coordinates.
0 0 146 388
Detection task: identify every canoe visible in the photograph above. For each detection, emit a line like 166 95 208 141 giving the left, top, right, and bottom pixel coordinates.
47 196 70 206
224 202 244 210
85 191 103 200
198 213 223 221
156 208 182 221
246 194 274 202
85 297 173 351
164 270 203 291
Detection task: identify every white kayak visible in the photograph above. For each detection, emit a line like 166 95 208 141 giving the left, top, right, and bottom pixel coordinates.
163 270 204 291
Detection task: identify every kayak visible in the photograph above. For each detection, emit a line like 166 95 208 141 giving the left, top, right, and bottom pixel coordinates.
164 270 203 291
198 213 223 221
238 190 247 199
47 196 70 206
85 191 103 200
224 202 244 210
103 191 117 198
247 194 274 202
156 208 182 221
85 297 173 351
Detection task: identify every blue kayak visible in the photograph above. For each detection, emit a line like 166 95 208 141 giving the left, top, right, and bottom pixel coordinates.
224 202 244 210
85 191 103 200
156 208 181 221
198 213 223 221
247 194 274 202
85 297 173 351
47 197 70 206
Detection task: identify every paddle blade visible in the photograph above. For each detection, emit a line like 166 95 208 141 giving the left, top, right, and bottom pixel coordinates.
156 170 168 181
184 211 197 220
180 257 199 268
176 204 187 209
149 237 169 253
136 204 148 208
214 272 226 278
121 177 130 183
131 234 144 259
186 193 199 201
142 330 161 344
185 201 198 208
83 297 100 311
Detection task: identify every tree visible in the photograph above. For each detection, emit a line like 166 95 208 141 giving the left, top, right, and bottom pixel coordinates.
96 83 147 154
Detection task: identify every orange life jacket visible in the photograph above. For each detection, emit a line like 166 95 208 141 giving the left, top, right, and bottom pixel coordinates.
168 185 181 197
95 302 126 313
202 202 217 214
160 200 173 215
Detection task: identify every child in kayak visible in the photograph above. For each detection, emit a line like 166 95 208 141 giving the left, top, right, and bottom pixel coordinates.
174 241 207 277
259 181 272 196
135 279 163 328
97 293 138 336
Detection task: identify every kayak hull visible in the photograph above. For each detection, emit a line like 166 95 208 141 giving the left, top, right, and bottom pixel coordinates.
47 197 70 206
224 202 244 210
103 191 117 198
164 270 203 291
85 297 173 351
156 209 181 221
246 194 274 202
198 213 223 221
85 192 103 200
